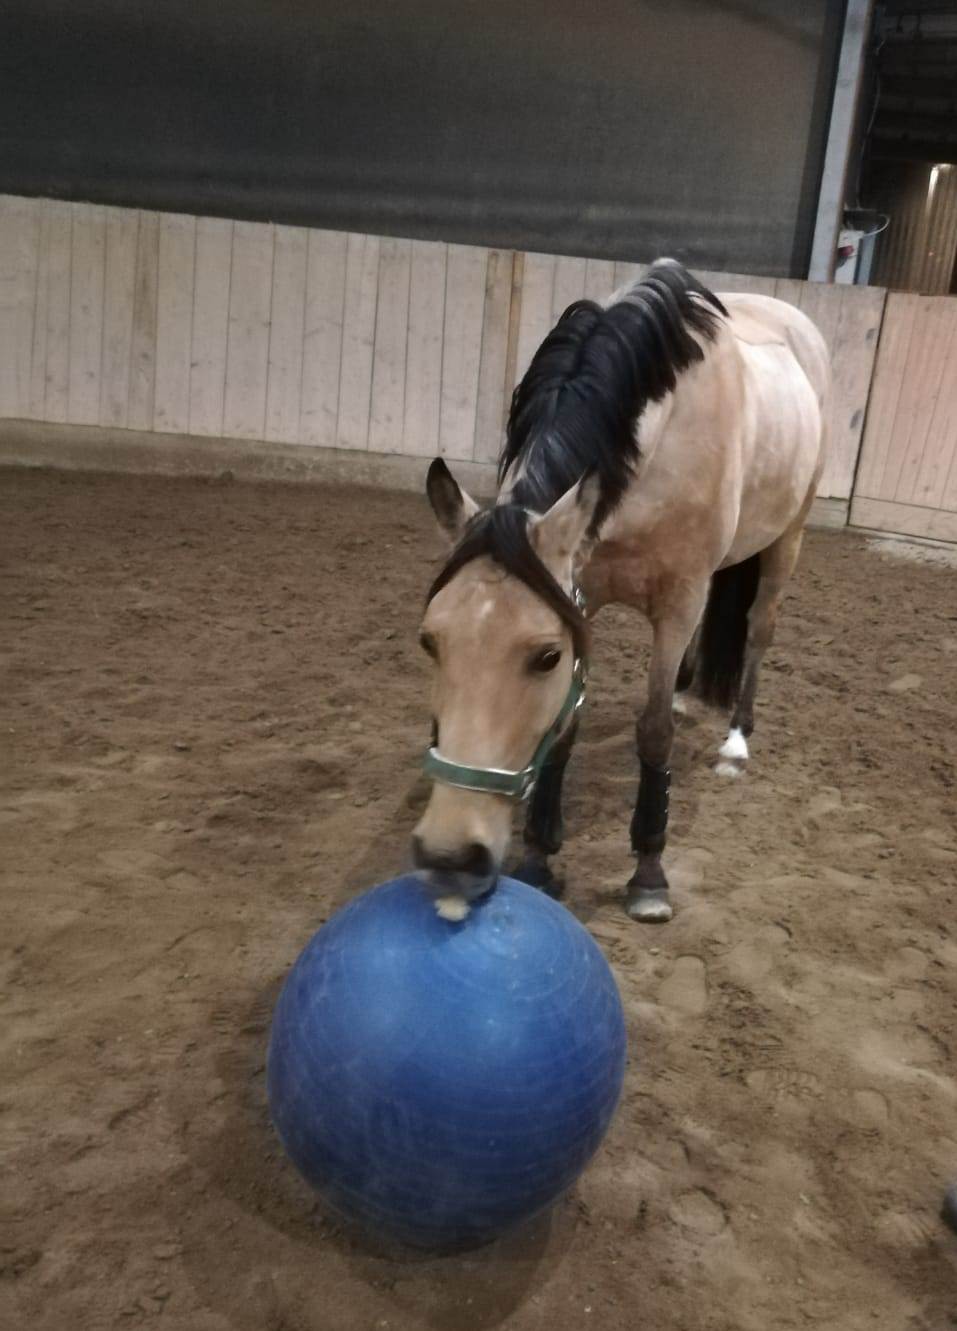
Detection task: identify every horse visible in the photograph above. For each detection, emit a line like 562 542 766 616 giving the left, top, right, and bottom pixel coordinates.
412 259 829 922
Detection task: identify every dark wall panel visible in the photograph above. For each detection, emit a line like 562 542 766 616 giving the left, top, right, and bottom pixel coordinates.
0 1 844 275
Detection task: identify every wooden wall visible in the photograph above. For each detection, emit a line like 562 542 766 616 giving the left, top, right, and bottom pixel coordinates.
0 194 516 468
851 291 957 543
870 161 957 298
0 191 886 507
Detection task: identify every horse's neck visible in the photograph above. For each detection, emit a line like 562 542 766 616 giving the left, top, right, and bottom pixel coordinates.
627 395 674 471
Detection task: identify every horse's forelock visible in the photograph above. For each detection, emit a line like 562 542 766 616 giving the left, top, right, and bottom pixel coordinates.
426 504 589 658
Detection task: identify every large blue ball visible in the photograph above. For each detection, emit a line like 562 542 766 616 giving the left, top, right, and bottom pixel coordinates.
267 874 627 1249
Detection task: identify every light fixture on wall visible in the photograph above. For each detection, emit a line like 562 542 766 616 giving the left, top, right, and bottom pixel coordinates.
927 162 952 208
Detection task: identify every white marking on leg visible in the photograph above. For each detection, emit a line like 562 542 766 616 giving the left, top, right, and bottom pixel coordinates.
672 695 688 715
714 761 743 780
719 727 749 761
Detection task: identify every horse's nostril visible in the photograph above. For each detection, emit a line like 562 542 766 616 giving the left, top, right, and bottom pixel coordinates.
461 841 494 879
412 835 494 879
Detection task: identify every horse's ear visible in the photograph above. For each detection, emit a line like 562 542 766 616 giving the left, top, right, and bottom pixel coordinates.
529 471 601 580
426 458 480 543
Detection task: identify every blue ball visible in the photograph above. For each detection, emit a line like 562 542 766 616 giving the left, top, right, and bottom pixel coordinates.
267 874 627 1249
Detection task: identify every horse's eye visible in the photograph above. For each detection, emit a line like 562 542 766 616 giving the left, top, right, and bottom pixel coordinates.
419 632 438 660
530 648 562 674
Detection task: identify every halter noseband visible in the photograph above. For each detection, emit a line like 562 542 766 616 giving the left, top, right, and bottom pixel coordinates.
422 589 588 802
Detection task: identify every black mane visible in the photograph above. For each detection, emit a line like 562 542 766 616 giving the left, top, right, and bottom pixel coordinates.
427 261 726 635
499 259 727 531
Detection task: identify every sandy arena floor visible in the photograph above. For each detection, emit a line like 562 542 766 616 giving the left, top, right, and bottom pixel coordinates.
2 467 956 1331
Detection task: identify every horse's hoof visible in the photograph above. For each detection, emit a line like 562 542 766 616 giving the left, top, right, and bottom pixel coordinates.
512 857 565 900
625 888 673 923
626 863 672 922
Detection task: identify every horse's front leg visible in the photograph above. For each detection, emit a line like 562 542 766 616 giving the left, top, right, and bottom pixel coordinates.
627 597 705 922
513 720 579 899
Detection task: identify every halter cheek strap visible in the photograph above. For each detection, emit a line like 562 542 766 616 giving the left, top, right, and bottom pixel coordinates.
423 656 587 801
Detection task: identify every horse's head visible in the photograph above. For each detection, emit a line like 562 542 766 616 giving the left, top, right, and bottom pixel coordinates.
412 460 598 907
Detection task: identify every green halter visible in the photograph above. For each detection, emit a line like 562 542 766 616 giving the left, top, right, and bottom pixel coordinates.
422 589 588 801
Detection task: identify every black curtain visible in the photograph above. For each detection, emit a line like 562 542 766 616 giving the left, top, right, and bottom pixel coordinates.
0 0 845 276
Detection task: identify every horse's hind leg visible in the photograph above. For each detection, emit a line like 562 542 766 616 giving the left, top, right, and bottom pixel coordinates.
716 521 807 778
628 590 707 922
513 720 579 899
672 622 701 715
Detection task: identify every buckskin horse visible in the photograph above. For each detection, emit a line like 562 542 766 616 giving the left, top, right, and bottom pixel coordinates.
412 259 829 922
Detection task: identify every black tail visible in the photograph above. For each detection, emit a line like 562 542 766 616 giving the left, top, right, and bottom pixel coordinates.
693 554 761 711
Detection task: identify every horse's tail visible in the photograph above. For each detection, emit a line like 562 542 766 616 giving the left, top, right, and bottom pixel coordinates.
692 554 761 711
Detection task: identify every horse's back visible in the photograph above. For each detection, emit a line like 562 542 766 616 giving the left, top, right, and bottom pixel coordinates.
714 293 829 558
591 274 830 582
718 292 829 408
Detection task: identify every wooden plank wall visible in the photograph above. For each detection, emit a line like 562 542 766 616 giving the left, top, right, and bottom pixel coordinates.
0 195 522 469
0 192 886 505
870 161 957 298
850 291 957 543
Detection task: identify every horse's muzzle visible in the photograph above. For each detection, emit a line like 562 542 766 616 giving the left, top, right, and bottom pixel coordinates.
410 835 498 902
